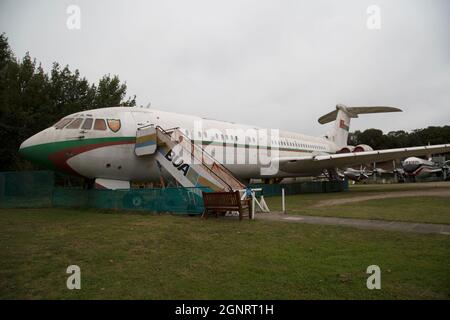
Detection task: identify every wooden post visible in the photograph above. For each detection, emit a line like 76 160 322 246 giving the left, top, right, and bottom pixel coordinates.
282 188 286 214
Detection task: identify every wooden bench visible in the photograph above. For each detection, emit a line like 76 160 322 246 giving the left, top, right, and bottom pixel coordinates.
201 191 251 220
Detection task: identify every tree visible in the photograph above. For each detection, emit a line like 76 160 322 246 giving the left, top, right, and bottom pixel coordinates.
348 126 450 151
357 128 386 149
93 74 136 108
0 33 136 171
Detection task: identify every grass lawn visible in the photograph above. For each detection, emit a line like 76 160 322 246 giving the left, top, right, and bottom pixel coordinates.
265 182 450 224
0 208 449 299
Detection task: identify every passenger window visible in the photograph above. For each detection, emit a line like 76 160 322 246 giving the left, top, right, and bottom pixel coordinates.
81 118 93 130
107 119 121 132
54 118 73 129
66 118 83 129
94 119 107 130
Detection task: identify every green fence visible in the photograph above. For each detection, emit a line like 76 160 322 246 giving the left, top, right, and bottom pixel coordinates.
52 187 207 214
0 170 54 208
0 171 348 213
250 180 348 197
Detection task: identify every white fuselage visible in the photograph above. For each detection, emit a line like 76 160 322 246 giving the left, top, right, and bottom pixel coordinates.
401 157 441 177
19 106 339 182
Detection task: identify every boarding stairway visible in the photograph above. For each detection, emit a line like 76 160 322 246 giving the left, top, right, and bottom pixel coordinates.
135 125 245 192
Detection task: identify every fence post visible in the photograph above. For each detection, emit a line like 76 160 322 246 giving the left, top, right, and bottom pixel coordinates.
282 188 286 214
251 194 255 220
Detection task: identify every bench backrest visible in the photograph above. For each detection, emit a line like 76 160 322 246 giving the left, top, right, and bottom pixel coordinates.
202 191 241 209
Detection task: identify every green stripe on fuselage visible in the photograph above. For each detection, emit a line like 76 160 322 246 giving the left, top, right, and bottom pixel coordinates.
20 135 320 171
19 136 136 169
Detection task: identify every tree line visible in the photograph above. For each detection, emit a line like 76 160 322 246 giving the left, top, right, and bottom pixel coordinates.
0 34 136 171
348 127 450 150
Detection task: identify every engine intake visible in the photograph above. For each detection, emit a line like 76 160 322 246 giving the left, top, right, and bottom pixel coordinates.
337 145 355 153
353 144 373 152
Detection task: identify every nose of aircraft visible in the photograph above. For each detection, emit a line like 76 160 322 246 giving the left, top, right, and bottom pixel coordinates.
19 136 34 153
18 128 54 167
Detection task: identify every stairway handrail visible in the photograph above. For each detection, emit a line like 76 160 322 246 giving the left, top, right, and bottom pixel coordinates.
153 125 244 191
169 127 244 185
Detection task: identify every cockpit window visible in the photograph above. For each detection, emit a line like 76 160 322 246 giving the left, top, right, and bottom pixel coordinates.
66 118 83 129
94 119 107 130
107 119 121 132
81 118 93 130
53 119 64 128
54 118 73 129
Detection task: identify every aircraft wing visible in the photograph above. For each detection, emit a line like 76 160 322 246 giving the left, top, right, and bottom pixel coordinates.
272 144 450 173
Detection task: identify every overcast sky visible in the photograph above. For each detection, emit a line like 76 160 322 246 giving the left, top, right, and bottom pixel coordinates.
0 0 449 135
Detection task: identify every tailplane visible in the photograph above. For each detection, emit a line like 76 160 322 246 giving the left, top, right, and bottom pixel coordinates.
319 104 402 148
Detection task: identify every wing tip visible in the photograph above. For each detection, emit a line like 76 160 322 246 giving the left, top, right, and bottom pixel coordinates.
389 107 403 112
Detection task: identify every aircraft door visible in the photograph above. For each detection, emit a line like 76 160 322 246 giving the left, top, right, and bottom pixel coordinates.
135 126 157 156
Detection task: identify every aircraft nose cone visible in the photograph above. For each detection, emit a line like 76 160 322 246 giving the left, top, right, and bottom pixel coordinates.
19 138 31 155
18 136 39 162
18 143 25 157
18 129 54 167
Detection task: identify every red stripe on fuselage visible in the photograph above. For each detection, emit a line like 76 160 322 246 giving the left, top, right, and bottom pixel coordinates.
48 140 135 176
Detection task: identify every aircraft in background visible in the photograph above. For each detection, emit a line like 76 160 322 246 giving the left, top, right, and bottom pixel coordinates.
338 164 396 182
19 104 450 189
339 166 372 182
401 156 450 182
341 157 450 183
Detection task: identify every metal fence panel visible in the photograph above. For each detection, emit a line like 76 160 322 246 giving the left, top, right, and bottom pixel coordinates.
0 171 348 212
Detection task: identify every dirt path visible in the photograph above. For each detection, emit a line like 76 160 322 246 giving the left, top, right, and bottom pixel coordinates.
312 189 450 208
258 213 450 235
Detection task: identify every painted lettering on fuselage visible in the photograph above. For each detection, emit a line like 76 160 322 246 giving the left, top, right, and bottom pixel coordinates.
164 149 190 176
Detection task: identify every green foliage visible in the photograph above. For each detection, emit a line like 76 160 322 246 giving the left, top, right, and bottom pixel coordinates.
93 74 136 108
349 126 450 150
0 33 136 171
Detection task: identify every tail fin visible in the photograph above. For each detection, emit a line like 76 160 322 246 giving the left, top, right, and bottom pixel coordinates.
318 104 402 148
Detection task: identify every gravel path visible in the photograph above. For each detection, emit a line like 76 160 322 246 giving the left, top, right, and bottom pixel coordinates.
312 189 450 208
258 212 450 235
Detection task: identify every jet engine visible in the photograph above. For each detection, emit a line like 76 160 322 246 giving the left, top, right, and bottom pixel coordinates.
337 145 355 153
353 144 373 152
